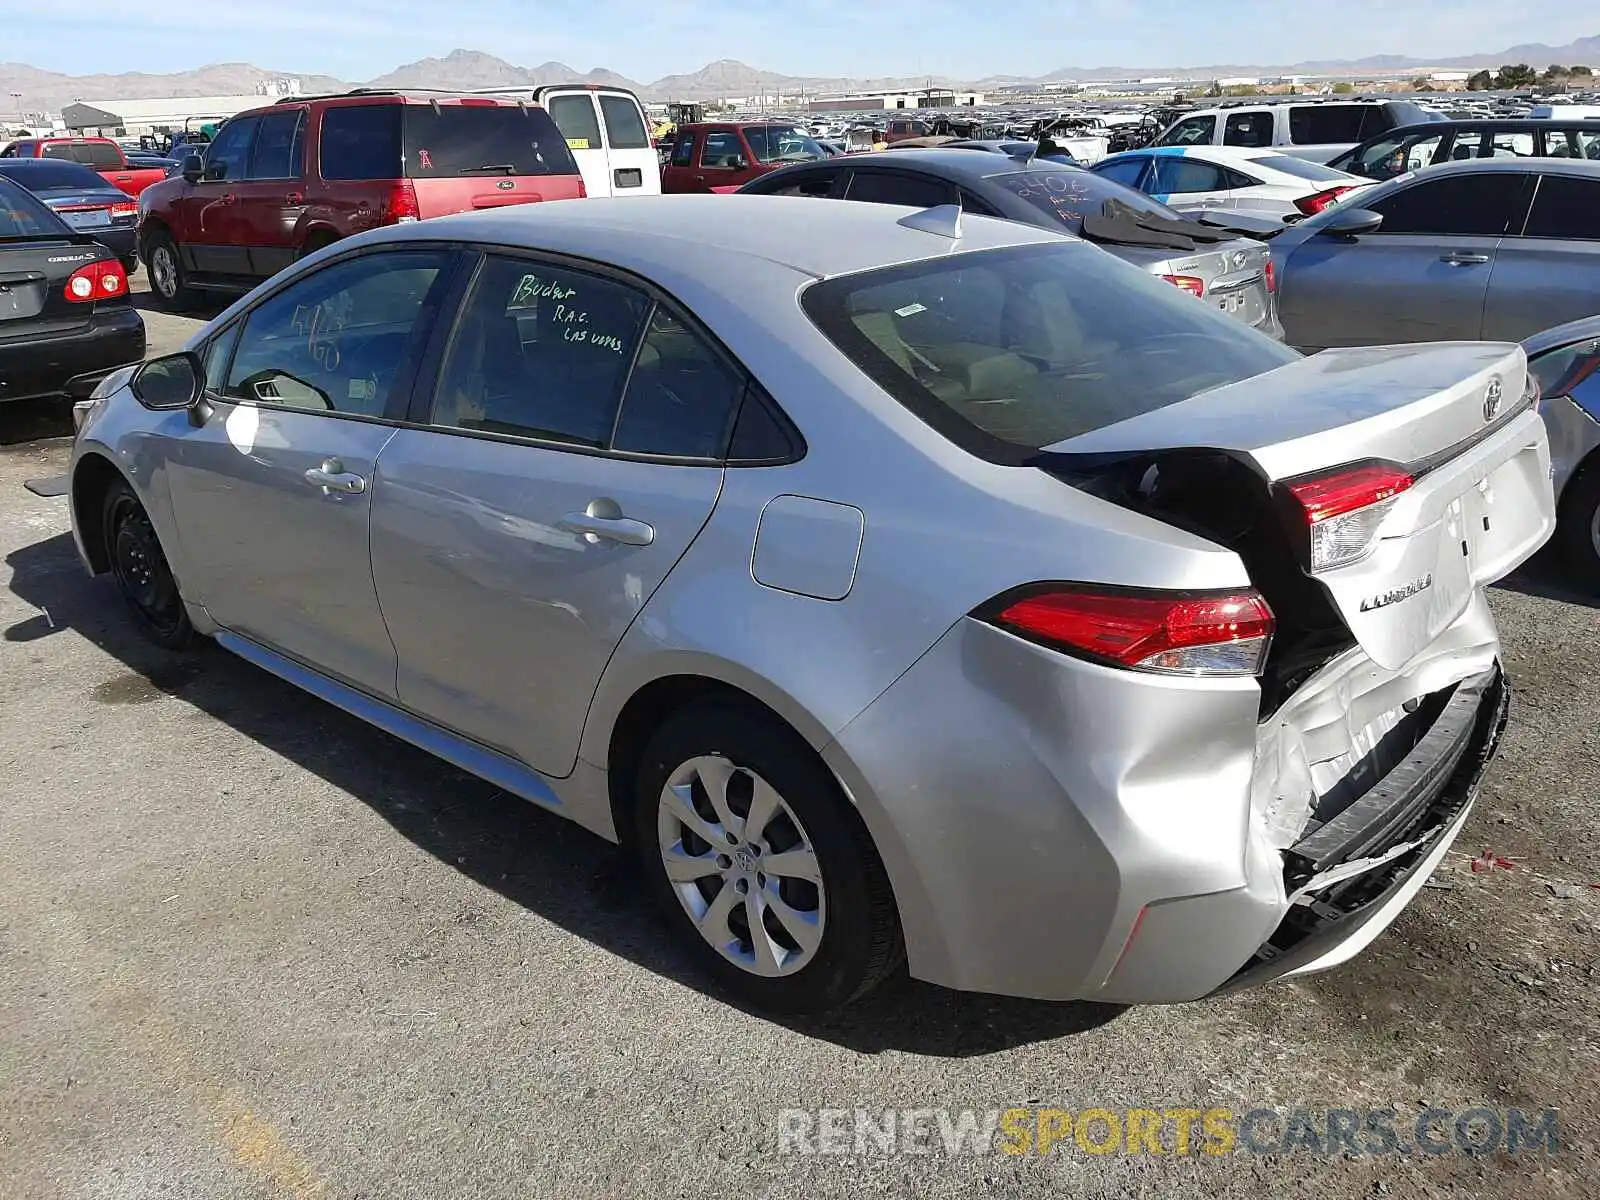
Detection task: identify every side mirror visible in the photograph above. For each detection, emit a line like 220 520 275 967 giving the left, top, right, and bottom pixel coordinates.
181 153 203 183
1317 207 1383 236
731 154 749 170
130 351 204 411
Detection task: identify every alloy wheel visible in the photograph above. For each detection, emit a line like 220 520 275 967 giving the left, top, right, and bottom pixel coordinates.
151 245 178 299
656 754 825 977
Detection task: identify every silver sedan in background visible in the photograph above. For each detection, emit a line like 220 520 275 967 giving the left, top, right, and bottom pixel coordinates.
68 196 1554 1013
1526 315 1600 584
1273 159 1600 352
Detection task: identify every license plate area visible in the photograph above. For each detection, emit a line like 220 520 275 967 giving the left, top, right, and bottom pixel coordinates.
0 276 45 321
61 208 111 230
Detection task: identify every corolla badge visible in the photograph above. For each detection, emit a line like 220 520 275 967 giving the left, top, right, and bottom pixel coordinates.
1360 574 1434 612
1483 376 1503 422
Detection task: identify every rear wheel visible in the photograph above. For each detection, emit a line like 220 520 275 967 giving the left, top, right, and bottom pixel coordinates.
144 231 196 311
120 255 139 277
633 700 903 1013
1557 459 1600 591
102 479 193 650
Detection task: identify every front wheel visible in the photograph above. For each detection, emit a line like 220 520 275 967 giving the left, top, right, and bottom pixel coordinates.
634 700 903 1013
102 479 193 650
1558 460 1600 591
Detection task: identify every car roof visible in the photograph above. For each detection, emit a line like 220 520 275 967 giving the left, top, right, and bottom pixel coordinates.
0 156 100 168
1393 157 1600 178
376 193 1063 280
1369 118 1600 138
1138 145 1299 162
833 148 1069 182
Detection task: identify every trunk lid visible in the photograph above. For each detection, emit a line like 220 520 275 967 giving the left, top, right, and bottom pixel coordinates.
0 237 104 335
1116 239 1276 333
1043 342 1555 671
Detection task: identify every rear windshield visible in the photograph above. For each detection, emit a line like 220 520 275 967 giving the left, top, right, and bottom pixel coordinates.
1287 105 1372 145
41 140 122 168
988 168 1180 235
801 242 1296 462
0 178 67 237
1245 154 1353 183
403 104 577 178
0 161 106 190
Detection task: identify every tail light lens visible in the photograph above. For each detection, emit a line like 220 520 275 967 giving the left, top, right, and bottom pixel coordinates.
1162 274 1206 299
63 260 127 303
576 176 588 199
1294 186 1355 216
383 180 420 224
1284 462 1414 572
980 586 1275 677
1264 259 1276 294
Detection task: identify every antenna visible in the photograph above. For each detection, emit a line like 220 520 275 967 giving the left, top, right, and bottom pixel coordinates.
897 204 962 240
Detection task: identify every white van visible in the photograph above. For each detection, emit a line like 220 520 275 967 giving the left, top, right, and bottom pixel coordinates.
471 85 660 197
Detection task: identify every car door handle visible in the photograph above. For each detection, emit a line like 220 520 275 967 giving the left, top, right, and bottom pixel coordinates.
1439 252 1490 265
559 512 655 546
304 461 366 494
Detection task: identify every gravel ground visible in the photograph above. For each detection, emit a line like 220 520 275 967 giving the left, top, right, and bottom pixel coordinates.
2 283 1597 1199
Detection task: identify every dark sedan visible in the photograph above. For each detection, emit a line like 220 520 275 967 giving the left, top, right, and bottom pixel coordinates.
738 149 1282 337
0 158 139 271
1328 118 1600 181
0 175 144 404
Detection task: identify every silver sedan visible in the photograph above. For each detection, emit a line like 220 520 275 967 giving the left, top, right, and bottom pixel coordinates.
69 196 1555 1012
1273 159 1600 352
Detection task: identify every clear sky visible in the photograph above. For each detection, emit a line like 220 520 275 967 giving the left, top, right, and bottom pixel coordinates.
5 0 1594 81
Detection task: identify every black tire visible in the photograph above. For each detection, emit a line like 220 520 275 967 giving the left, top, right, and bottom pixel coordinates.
1557 458 1600 591
120 255 139 277
102 478 194 650
633 699 904 1013
143 231 196 311
299 232 338 261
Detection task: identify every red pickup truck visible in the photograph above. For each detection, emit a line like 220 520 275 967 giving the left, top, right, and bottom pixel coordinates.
0 137 168 198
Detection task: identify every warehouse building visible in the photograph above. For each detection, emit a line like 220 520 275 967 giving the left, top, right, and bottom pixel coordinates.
60 81 304 136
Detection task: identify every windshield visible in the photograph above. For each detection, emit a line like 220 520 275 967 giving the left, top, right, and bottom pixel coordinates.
989 168 1182 235
744 125 826 164
801 241 1297 463
0 178 67 237
1246 154 1354 183
0 161 106 191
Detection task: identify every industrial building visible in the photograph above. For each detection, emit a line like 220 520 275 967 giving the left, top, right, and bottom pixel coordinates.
806 89 985 112
59 80 304 136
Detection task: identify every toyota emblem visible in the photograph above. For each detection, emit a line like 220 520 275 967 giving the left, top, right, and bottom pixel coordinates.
497 179 516 190
1483 377 1503 422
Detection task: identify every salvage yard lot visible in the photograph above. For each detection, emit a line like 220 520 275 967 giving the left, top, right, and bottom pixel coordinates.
2 282 1598 1198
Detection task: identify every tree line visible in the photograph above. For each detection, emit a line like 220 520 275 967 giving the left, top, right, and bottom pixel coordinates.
1467 64 1594 90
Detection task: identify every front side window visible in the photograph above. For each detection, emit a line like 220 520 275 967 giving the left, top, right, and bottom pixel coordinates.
319 104 401 181
429 255 649 447
1349 131 1443 179
744 125 826 165
754 168 840 197
699 132 746 169
1092 156 1147 188
1367 172 1527 236
1223 112 1274 148
801 242 1296 461
547 95 602 150
201 118 258 182
1154 115 1215 147
246 111 305 180
225 250 449 417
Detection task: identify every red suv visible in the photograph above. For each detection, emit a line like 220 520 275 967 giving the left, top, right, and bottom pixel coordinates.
138 91 586 309
660 121 831 193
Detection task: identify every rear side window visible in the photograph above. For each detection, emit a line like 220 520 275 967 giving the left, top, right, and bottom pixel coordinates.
1093 157 1147 188
430 255 649 447
1148 157 1227 194
546 94 602 150
0 178 64 236
42 141 122 168
1223 112 1273 148
402 104 576 178
670 135 695 167
1368 173 1527 236
1523 175 1600 239
1288 105 1369 145
801 242 1297 462
599 95 651 150
612 308 745 458
845 171 958 207
1154 115 1215 146
319 104 402 180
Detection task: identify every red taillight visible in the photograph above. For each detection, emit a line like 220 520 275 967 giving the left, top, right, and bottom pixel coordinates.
1284 462 1415 572
383 180 420 224
576 176 588 199
1162 274 1206 298
1294 186 1355 216
1264 259 1276 294
63 260 127 303
983 586 1274 677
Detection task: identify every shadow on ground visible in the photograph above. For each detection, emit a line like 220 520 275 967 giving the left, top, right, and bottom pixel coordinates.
4 529 1124 1057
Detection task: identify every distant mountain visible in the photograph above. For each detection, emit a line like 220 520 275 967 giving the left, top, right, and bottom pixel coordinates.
4 33 1598 115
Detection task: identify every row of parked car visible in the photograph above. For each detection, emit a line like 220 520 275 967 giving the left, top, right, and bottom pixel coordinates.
3 88 1598 580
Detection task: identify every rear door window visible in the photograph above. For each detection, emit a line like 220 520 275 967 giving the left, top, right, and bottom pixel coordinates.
1223 112 1274 148
669 134 696 167
402 104 575 178
757 167 842 197
1522 175 1600 239
246 110 305 180
1367 172 1529 236
844 170 959 207
1539 128 1600 160
612 307 745 458
546 94 602 151
599 95 651 150
1149 157 1227 194
1288 105 1369 145
319 105 401 180
428 255 650 447
1489 131 1536 159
